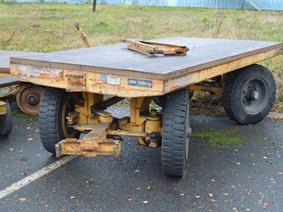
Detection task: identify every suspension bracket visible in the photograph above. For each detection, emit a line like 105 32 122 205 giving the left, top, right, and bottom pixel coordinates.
55 122 121 158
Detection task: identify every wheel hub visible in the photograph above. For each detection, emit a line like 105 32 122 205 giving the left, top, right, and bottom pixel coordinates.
27 94 39 106
251 90 259 100
241 78 268 115
16 85 44 116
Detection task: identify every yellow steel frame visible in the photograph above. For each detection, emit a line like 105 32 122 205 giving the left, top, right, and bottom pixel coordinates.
188 84 223 94
75 93 103 127
0 84 19 98
0 101 6 115
57 94 162 157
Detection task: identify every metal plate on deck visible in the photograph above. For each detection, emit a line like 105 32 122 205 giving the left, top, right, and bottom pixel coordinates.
10 37 282 80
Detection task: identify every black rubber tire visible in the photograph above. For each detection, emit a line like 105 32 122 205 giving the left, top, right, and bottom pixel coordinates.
0 101 12 136
152 96 166 108
39 88 80 153
162 89 191 177
153 91 193 108
223 64 276 125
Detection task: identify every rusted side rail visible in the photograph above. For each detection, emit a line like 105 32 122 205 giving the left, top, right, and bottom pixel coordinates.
9 38 283 97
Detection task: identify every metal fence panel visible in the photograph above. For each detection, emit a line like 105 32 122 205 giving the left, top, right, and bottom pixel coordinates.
4 0 283 11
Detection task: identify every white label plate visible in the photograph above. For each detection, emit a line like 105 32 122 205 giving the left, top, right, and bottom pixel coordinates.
106 75 121 85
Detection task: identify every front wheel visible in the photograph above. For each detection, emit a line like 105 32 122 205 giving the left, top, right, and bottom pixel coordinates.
0 101 12 136
162 89 191 177
39 88 80 153
223 65 276 125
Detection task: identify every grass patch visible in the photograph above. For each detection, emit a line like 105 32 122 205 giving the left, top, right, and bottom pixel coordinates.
11 108 30 117
0 3 282 111
192 130 243 150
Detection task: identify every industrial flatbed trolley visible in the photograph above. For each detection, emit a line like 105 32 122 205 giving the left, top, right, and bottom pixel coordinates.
0 74 18 136
0 52 22 136
0 51 44 116
10 37 283 177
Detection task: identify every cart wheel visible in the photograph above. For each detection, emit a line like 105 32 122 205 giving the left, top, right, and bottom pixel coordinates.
39 88 80 153
223 65 275 125
162 89 191 177
0 101 12 136
153 91 193 108
16 84 44 116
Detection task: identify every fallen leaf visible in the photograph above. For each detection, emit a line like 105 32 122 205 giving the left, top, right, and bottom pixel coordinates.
262 202 269 208
208 193 214 198
232 207 238 212
19 197 27 203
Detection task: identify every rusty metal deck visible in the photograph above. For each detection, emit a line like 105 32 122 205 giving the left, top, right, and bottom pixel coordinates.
9 37 283 97
0 50 41 73
0 50 43 87
10 37 283 80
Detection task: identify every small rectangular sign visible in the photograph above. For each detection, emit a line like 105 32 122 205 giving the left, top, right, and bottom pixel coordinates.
106 75 121 85
128 78 152 88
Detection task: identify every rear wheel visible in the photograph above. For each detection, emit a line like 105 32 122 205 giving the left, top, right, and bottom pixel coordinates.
0 101 12 136
16 84 44 116
39 88 80 153
223 65 275 125
162 89 191 177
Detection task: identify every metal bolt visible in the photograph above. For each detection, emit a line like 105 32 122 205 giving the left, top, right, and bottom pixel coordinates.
252 91 259 100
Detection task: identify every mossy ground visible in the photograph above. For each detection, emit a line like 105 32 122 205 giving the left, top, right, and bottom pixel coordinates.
192 130 243 150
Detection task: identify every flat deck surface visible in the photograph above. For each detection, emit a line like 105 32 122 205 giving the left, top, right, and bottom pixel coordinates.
11 37 282 79
0 50 41 73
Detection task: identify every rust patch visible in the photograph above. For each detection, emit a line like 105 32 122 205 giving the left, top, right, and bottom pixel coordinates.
17 64 63 80
66 72 86 92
